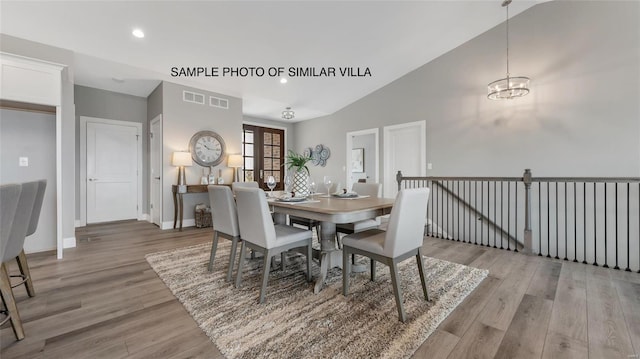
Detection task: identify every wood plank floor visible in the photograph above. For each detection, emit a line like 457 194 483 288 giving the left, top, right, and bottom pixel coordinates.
1 221 639 358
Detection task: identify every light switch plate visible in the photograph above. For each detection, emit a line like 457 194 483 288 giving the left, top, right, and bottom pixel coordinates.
19 157 29 167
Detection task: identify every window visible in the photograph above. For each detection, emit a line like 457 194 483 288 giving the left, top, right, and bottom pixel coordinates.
242 124 285 190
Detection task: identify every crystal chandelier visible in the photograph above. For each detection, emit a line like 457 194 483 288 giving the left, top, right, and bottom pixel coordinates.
487 0 530 100
282 107 295 120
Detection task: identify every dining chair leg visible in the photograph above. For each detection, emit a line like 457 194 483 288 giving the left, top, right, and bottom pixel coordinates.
0 263 25 340
16 250 35 297
281 252 286 271
389 260 406 323
306 240 312 282
227 237 239 282
208 231 220 272
416 248 429 301
370 259 376 282
235 241 247 288
259 250 272 304
342 247 351 296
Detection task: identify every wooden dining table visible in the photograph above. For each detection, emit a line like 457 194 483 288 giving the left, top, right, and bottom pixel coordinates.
268 195 395 293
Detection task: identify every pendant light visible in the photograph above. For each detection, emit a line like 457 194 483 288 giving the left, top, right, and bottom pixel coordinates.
282 107 295 120
487 0 530 100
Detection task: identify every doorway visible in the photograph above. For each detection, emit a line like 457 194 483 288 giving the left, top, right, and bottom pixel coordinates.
345 128 379 191
80 116 142 225
383 121 426 198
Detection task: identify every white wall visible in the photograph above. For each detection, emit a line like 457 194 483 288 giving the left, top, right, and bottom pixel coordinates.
0 109 57 253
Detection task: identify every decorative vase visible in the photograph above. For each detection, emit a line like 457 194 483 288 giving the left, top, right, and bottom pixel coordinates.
293 170 309 197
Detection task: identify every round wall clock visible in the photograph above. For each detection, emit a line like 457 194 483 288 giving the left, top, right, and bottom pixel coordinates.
189 130 226 167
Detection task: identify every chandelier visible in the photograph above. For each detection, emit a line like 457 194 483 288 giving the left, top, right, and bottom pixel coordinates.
487 0 530 100
282 107 295 120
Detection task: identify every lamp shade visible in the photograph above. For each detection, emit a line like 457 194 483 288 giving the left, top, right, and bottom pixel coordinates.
228 154 244 168
172 151 193 167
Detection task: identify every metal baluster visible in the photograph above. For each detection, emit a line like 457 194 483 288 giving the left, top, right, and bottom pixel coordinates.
430 180 434 236
547 182 551 258
625 183 630 271
458 181 461 242
593 182 598 266
446 181 449 240
475 181 478 245
463 181 467 243
564 182 568 261
583 182 587 264
549 182 560 259
614 183 619 270
535 181 543 254
507 182 511 251
481 181 484 246
574 182 578 262
637 182 639 273
604 183 608 268
515 181 518 253
500 181 504 249
494 181 497 248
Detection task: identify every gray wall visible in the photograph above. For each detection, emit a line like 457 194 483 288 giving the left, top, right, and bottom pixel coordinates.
0 109 57 253
0 34 76 245
161 81 243 225
74 85 149 218
294 1 640 181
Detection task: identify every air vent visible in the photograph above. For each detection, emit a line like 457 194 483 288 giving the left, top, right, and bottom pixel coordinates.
183 90 205 105
209 96 229 109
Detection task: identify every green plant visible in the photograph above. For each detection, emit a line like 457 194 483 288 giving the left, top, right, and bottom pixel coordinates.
284 150 312 174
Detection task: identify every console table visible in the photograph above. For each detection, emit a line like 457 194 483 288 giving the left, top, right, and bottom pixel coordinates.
172 184 229 231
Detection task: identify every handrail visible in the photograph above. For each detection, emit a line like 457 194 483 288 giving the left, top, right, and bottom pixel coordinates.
397 169 640 272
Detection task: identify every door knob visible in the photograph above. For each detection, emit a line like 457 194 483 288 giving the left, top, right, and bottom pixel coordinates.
154 176 161 180
88 178 97 181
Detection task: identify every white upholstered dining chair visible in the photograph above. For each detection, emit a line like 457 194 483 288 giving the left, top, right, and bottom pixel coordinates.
342 187 430 322
234 187 313 304
231 181 258 194
207 185 241 282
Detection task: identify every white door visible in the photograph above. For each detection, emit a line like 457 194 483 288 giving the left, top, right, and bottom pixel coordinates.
86 122 139 223
150 115 162 227
383 121 426 198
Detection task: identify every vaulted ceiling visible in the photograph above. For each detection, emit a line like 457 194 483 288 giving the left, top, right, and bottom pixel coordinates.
1 1 544 121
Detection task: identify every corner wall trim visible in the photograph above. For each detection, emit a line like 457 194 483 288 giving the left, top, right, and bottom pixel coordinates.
75 220 81 228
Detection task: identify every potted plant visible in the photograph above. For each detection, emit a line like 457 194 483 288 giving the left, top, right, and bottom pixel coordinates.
284 149 312 196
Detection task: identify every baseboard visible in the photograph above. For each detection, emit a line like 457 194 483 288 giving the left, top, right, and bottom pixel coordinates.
63 237 76 248
75 219 82 227
160 219 195 230
139 213 150 221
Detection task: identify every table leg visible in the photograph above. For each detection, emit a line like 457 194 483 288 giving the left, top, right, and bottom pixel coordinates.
173 191 178 229
178 193 184 231
314 221 339 294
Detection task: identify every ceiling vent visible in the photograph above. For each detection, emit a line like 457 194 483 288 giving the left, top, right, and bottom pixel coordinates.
209 96 229 109
183 90 205 105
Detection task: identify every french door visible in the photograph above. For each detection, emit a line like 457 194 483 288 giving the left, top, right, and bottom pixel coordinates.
242 124 285 190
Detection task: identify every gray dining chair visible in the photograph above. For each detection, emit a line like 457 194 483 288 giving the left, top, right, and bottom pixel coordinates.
1 182 39 340
13 179 46 297
231 181 258 194
342 187 430 323
336 182 383 237
234 187 313 304
208 185 242 282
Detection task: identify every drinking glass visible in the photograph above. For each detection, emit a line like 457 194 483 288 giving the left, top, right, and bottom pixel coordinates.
284 173 293 194
309 179 317 196
266 175 276 196
323 175 333 197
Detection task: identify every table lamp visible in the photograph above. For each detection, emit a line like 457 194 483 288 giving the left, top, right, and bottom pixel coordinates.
172 151 192 193
228 154 244 183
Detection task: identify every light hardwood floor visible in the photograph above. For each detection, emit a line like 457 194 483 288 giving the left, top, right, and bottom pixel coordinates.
1 221 639 358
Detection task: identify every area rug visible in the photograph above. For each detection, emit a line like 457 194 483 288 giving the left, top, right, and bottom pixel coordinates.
145 241 488 359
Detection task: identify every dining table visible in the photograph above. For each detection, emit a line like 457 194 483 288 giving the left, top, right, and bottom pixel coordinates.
268 194 395 293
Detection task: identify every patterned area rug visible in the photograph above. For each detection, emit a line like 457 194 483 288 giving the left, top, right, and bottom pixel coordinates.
146 241 488 359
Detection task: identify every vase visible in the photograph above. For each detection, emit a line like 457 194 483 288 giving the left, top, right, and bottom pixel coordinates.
293 170 309 197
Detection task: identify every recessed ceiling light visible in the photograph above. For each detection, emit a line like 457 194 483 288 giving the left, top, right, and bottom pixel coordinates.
132 28 145 38
280 78 288 84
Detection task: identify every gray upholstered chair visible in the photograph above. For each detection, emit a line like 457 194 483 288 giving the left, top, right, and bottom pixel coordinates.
208 185 241 281
13 179 46 297
342 187 430 322
1 182 39 340
231 181 258 195
1 183 22 340
336 182 383 237
234 187 313 304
